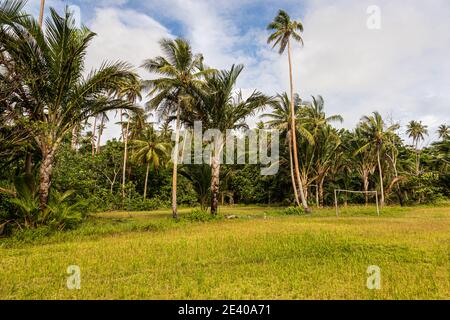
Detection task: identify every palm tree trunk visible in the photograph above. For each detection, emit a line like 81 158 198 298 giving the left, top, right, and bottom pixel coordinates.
377 145 385 207
91 117 97 158
287 39 309 212
415 140 420 175
144 162 150 200
363 170 369 206
210 153 220 216
122 119 130 204
38 0 45 27
71 125 79 151
318 177 325 208
96 114 105 154
288 134 300 206
39 145 55 210
171 105 181 219
24 148 32 175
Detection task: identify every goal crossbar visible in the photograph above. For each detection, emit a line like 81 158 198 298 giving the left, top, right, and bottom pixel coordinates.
334 189 380 217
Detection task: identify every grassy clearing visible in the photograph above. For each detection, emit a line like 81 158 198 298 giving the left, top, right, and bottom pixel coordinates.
0 205 449 300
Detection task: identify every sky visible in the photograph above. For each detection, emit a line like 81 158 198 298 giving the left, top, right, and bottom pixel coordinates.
25 0 450 146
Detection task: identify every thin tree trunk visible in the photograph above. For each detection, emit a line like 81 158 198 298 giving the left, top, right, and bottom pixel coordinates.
287 40 310 212
144 162 150 200
172 106 181 219
288 134 300 206
122 119 130 205
38 0 45 27
318 177 325 208
24 149 32 175
71 125 79 151
39 146 55 210
363 170 369 206
210 153 220 216
96 114 105 154
377 146 385 207
91 117 97 158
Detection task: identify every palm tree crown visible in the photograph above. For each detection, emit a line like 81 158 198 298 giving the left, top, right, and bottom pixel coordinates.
267 9 304 54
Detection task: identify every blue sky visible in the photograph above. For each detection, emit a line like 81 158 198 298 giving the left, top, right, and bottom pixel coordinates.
26 0 450 145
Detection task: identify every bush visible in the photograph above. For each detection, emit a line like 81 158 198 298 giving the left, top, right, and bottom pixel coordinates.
127 197 166 211
283 207 306 216
183 209 220 222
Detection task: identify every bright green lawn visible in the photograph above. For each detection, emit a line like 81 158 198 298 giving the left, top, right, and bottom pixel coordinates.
0 206 449 300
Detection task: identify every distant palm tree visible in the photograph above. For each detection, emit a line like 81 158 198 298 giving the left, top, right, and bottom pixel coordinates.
131 127 170 200
357 112 399 207
0 4 140 209
437 124 449 140
267 9 309 211
406 120 429 175
142 38 214 218
96 112 110 154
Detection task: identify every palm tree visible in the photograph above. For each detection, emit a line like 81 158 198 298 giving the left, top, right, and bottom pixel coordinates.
142 38 214 218
96 112 109 154
261 93 313 206
406 120 428 175
438 124 449 140
0 4 140 210
357 112 399 207
131 126 170 200
187 65 274 215
267 9 309 211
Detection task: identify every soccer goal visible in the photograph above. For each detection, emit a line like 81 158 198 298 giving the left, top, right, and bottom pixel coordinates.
334 189 380 217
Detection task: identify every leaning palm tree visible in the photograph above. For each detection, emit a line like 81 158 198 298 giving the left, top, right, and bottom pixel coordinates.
142 38 214 218
267 9 309 211
131 127 170 200
356 112 399 207
0 3 140 210
261 93 314 206
406 120 428 175
186 65 274 215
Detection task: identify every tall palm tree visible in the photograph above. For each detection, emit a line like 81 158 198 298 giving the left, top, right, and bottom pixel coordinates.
261 93 313 206
357 112 399 207
437 124 449 140
142 38 214 218
131 126 170 200
187 65 274 215
0 4 140 209
406 120 428 175
267 9 309 211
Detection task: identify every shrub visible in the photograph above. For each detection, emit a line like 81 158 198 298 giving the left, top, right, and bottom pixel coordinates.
183 209 220 222
283 207 306 216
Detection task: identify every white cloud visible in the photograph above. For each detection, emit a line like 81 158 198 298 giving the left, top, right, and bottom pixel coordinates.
84 7 172 143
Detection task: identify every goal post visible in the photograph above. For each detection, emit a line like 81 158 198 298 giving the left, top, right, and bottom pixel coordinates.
334 189 380 217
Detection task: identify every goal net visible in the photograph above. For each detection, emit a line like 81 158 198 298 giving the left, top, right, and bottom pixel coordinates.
333 189 380 217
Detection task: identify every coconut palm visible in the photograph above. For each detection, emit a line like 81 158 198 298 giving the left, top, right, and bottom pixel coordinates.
95 112 109 154
142 38 214 218
261 92 313 206
357 112 399 207
131 127 170 200
406 120 429 175
0 3 140 210
267 9 309 211
437 124 449 140
186 64 274 215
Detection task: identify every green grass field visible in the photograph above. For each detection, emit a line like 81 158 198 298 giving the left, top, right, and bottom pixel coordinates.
0 205 449 300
